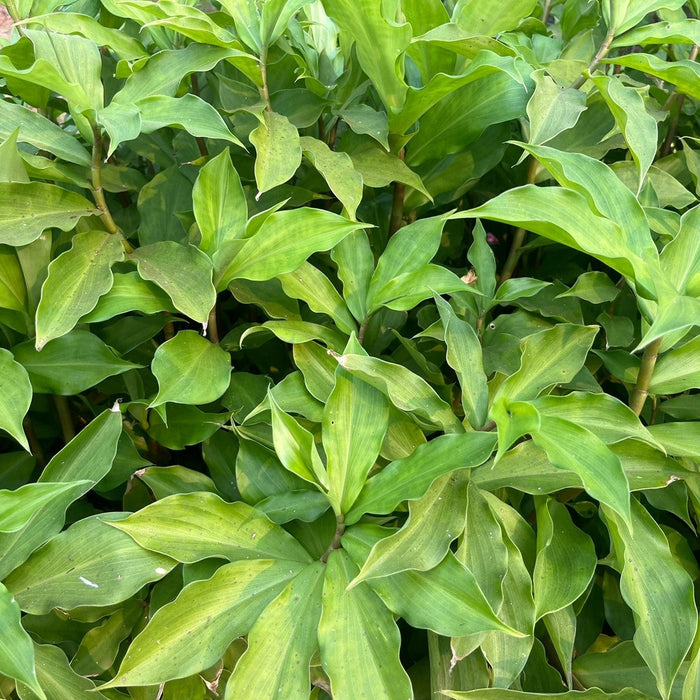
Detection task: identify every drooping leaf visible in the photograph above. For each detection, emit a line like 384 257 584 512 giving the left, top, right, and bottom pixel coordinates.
101 559 304 688
35 231 125 350
660 204 700 297
249 110 302 195
602 0 687 36
452 0 538 35
130 242 216 326
0 583 44 699
224 562 324 699
0 183 98 246
445 688 657 699
4 514 176 615
649 336 700 394
533 499 597 619
602 498 697 699
0 348 31 451
150 330 231 407
318 550 413 699
13 332 139 395
347 432 496 523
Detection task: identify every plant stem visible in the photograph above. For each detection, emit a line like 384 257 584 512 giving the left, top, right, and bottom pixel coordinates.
541 0 553 24
358 318 369 345
90 123 133 252
570 27 616 90
190 73 209 157
207 305 220 344
388 149 406 236
660 44 698 157
259 44 271 109
321 514 345 563
53 395 75 443
23 416 46 467
630 337 662 416
500 157 539 283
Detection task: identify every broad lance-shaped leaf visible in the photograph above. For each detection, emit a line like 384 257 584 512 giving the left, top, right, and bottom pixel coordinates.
602 498 697 700
249 110 301 196
100 559 304 688
526 69 586 146
660 203 700 297
321 0 410 112
35 231 124 350
649 336 700 394
0 183 98 247
130 242 215 327
224 562 324 699
343 525 517 639
454 187 655 298
193 148 247 289
435 295 489 429
533 499 597 620
17 643 109 700
220 208 366 285
270 392 329 488
318 550 413 700
351 472 467 586
323 349 389 514
335 352 463 433
347 432 497 524
109 492 312 564
591 75 656 193
444 688 657 699
150 330 231 407
453 0 538 34
300 136 363 218
601 0 687 35
13 331 140 395
0 583 45 699
0 348 31 451
495 324 598 403
4 514 176 615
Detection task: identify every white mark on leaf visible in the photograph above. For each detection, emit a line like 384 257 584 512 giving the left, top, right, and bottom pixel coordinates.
79 576 99 588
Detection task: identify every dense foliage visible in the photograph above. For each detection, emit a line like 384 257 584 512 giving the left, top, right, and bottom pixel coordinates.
0 0 699 698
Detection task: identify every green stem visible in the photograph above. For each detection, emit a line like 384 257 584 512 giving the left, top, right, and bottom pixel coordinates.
190 73 209 157
23 416 46 468
259 44 271 109
500 157 538 283
358 317 369 345
570 27 616 90
320 514 345 563
90 123 132 253
207 305 220 344
388 149 406 236
660 44 698 157
53 395 75 443
541 0 552 24
630 337 662 416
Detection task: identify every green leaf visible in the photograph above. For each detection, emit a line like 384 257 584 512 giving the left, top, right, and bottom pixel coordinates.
591 75 657 192
0 100 91 166
321 0 410 111
649 336 700 394
0 183 98 246
533 499 597 619
260 0 314 45
80 271 176 322
249 110 301 196
331 230 374 322
136 94 243 148
0 482 91 534
660 204 700 297
335 352 463 433
318 550 413 699
13 332 139 395
602 499 697 699
495 324 598 403
220 208 366 284
110 492 311 564
532 415 631 522
351 472 467 584
527 69 586 146
344 525 514 638
242 319 347 353
16 642 109 700
224 562 324 699
453 0 538 35
347 432 496 523
648 422 700 457
0 583 44 700
0 348 31 451
435 295 489 429
445 688 657 699
602 0 687 35
35 231 124 350
150 330 231 407
131 242 216 327
300 136 363 218
270 392 329 488
101 559 304 688
558 271 620 304
0 128 30 183
336 104 390 150
278 262 357 335
4 515 176 615
323 357 389 514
